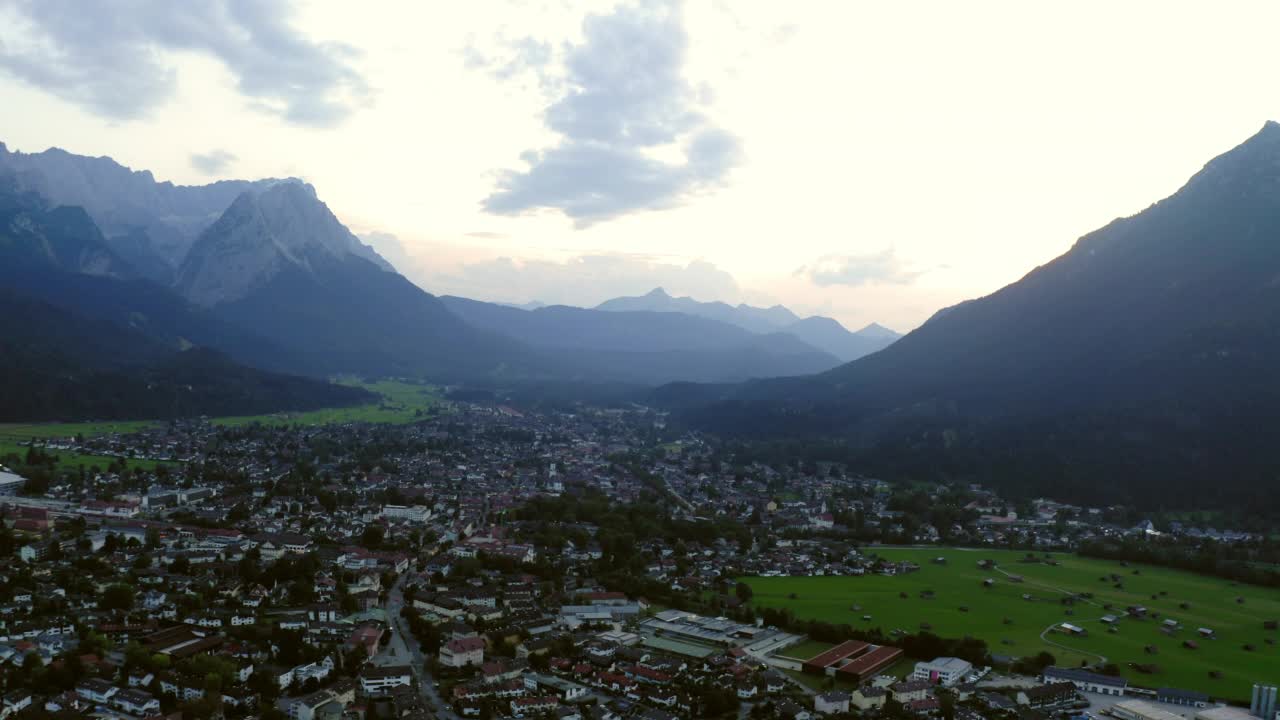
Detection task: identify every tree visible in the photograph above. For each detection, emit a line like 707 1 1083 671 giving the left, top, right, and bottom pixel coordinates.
735 582 754 603
102 583 137 612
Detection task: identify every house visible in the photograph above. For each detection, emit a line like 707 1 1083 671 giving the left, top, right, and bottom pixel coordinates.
777 700 812 720
1017 683 1076 708
890 680 932 703
358 665 412 696
511 696 559 715
76 678 119 704
440 637 486 668
113 688 161 716
281 690 336 720
815 691 850 715
3 691 33 719
852 687 887 711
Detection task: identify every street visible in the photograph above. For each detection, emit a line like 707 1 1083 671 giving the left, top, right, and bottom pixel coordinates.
381 574 459 720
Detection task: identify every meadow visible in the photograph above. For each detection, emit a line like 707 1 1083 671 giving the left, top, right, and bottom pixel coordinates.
0 441 173 472
211 380 445 427
746 547 1280 701
0 381 444 471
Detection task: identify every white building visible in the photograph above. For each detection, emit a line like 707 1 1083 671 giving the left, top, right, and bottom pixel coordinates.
358 666 412 695
815 691 851 715
383 505 431 523
911 657 973 687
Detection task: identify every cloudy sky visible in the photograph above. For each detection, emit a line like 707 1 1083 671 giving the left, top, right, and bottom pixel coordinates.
2 0 1279 331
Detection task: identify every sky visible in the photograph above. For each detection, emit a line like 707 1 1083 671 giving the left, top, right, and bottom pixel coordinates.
2 0 1280 331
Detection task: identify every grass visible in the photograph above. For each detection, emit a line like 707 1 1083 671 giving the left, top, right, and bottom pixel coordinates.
745 547 1280 701
0 420 160 442
781 639 836 660
212 380 445 427
0 381 444 471
0 441 173 472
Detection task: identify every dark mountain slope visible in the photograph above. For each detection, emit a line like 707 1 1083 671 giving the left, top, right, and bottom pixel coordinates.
0 176 301 371
668 122 1280 511
0 289 372 422
0 174 133 278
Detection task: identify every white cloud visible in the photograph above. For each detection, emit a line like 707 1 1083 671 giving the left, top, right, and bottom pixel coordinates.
796 249 923 288
189 149 237 175
480 0 742 227
0 0 370 126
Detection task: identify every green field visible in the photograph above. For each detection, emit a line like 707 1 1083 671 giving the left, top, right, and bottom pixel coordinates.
0 441 174 472
782 639 839 660
212 380 445 427
0 420 160 441
746 547 1280 701
0 381 444 470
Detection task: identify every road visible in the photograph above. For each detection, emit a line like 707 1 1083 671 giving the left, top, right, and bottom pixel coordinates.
382 574 459 720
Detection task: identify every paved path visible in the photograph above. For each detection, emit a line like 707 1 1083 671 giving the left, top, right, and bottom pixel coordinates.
993 566 1110 663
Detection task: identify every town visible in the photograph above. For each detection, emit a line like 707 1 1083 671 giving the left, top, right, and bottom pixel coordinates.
0 398 1275 720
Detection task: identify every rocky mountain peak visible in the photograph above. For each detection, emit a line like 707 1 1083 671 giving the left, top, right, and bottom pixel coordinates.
176 181 393 307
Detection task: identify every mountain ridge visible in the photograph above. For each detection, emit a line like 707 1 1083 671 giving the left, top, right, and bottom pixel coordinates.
663 121 1280 511
595 286 901 361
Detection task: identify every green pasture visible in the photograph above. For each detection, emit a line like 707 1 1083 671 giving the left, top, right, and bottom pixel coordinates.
212 380 445 427
746 547 1280 701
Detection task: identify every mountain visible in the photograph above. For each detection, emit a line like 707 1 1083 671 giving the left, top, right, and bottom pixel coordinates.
0 173 134 278
176 180 392 307
0 142 282 283
596 287 799 333
782 316 900 363
595 287 900 361
0 288 373 422
175 182 525 379
440 296 842 383
0 174 373 420
0 173 302 371
667 121 1280 513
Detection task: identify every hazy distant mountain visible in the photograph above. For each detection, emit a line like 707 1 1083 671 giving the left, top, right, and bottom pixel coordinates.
665 121 1280 512
596 287 798 332
782 316 900 363
595 287 900 361
441 295 842 383
0 142 280 284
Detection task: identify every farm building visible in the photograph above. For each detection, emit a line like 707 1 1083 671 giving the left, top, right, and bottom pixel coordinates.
1057 623 1087 636
802 640 870 675
835 645 904 683
1155 688 1209 708
1043 667 1128 696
